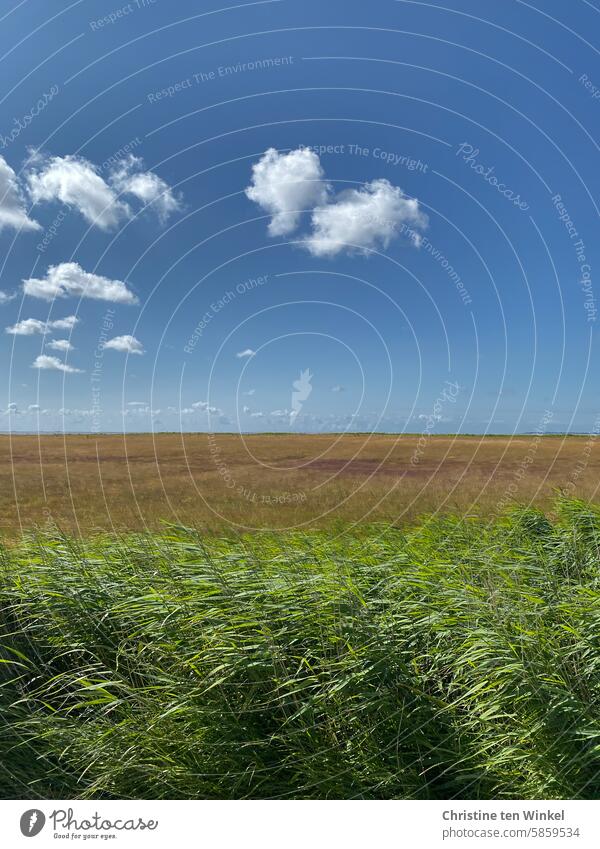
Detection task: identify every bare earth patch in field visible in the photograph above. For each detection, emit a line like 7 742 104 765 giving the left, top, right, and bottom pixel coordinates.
0 433 598 534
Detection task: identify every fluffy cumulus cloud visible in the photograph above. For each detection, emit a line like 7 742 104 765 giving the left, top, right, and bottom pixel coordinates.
246 149 427 257
46 339 73 352
0 291 16 304
110 155 182 223
305 179 428 257
6 315 78 335
0 156 40 232
23 262 138 304
25 152 181 230
26 153 128 230
103 334 144 355
32 354 82 373
245 147 328 236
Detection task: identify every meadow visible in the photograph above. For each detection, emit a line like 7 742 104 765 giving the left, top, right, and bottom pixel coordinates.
0 432 598 534
1 434 600 799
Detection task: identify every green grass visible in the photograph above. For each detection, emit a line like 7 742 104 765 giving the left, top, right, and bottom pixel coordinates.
1 499 600 799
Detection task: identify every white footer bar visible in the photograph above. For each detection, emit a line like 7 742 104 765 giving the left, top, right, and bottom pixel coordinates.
1 800 598 848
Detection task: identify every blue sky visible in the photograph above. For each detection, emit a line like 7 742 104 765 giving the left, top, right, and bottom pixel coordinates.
0 0 598 433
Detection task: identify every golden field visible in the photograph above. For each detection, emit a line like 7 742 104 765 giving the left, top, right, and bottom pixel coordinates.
0 432 598 535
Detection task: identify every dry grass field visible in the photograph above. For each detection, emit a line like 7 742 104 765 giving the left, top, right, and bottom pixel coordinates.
0 432 598 535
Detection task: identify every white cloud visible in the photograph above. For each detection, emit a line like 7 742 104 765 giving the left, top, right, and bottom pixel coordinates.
23 262 138 304
6 315 79 335
122 405 162 416
246 150 427 258
27 404 40 411
331 385 345 393
236 348 255 358
305 179 427 257
243 388 255 396
32 354 82 373
46 339 73 352
103 334 144 355
0 291 17 304
245 147 328 236
0 156 40 232
110 155 181 223
26 152 181 230
242 405 251 414
7 318 47 335
26 153 128 230
50 315 78 331
192 400 221 414
58 407 94 416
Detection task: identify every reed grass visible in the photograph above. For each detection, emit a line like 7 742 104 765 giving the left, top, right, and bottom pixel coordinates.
1 498 600 799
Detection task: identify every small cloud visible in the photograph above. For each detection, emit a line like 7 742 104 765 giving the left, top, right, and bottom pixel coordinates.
23 262 138 304
236 348 255 358
46 339 74 352
0 291 17 305
58 407 93 416
246 147 328 236
110 155 182 224
103 334 144 355
331 385 345 393
192 400 221 414
50 315 78 331
27 404 40 411
123 404 150 415
242 405 251 413
6 315 79 335
243 388 256 396
32 354 82 373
